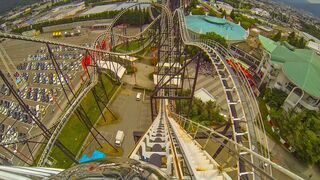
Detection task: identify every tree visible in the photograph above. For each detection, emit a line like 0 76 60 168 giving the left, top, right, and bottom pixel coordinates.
270 109 320 165
272 31 282 42
179 96 226 127
209 9 219 17
287 31 306 48
13 8 151 33
288 31 295 41
190 0 200 9
263 88 287 110
200 32 228 48
300 21 320 40
191 7 205 15
230 9 235 19
298 37 305 48
221 10 227 18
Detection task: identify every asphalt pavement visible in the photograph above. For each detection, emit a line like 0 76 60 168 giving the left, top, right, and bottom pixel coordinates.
93 85 152 157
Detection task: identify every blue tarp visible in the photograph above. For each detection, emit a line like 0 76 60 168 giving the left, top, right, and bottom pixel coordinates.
79 150 106 163
16 78 22 85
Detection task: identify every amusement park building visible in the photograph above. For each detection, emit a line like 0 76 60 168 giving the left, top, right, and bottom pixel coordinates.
259 35 320 111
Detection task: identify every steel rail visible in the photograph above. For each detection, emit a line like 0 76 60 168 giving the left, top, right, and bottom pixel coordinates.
205 39 272 174
174 8 255 178
170 112 303 180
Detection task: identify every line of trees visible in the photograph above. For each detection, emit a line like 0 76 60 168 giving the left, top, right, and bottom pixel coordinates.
12 7 150 33
220 0 252 9
262 88 320 165
229 10 258 29
191 7 205 15
51 0 78 7
287 32 306 48
188 0 200 12
200 32 228 48
270 109 320 165
271 31 282 42
263 88 287 110
117 6 151 26
84 0 102 6
300 21 320 40
180 97 227 127
84 0 126 7
271 31 306 48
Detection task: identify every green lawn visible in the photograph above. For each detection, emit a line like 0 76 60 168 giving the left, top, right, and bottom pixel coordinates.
114 39 144 52
49 74 118 169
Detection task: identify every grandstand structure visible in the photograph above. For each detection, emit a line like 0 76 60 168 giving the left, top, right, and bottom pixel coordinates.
0 0 303 179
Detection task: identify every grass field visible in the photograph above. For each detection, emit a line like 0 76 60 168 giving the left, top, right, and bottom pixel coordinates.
48 74 119 169
114 39 143 52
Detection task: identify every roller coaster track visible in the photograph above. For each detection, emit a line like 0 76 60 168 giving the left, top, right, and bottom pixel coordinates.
37 17 161 166
37 80 95 166
168 110 303 180
173 8 256 178
204 39 272 174
37 3 166 166
95 2 172 43
0 3 162 166
0 1 303 179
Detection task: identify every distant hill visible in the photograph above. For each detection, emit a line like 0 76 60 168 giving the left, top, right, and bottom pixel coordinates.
0 0 41 15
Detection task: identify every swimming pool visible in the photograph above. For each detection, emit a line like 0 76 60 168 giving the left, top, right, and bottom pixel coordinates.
185 15 248 41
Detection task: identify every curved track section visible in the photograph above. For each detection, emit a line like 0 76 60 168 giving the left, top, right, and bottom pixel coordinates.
37 3 167 166
174 8 255 177
0 2 303 179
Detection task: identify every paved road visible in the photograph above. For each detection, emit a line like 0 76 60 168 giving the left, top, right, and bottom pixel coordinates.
93 85 152 157
122 62 154 89
270 141 320 180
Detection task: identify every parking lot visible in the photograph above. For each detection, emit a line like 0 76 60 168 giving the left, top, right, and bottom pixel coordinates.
0 29 101 164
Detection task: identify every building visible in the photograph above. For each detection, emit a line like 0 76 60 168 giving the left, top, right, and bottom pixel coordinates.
306 41 320 54
81 2 150 16
299 31 320 43
251 8 270 18
259 35 320 111
0 23 8 31
36 2 85 22
91 23 110 30
215 2 233 15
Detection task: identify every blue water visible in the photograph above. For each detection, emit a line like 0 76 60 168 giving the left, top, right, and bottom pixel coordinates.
79 150 106 163
185 15 247 41
275 0 320 17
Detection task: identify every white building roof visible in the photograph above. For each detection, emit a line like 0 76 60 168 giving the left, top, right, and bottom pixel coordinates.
301 32 320 43
194 88 216 102
306 41 320 53
82 2 150 15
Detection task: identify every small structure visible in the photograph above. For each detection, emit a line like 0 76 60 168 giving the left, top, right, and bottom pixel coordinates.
256 25 273 32
216 2 233 15
91 23 110 30
251 8 270 18
299 31 320 43
194 88 216 103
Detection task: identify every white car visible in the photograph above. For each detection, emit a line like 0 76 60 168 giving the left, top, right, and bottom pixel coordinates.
136 93 142 101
